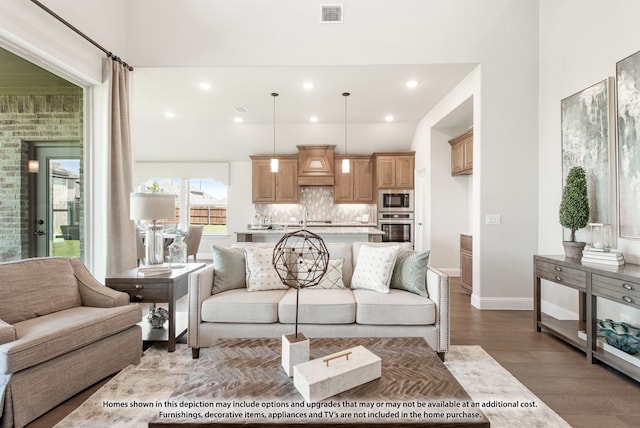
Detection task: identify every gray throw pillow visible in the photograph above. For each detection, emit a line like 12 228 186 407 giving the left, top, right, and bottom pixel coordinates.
211 245 246 294
390 249 430 297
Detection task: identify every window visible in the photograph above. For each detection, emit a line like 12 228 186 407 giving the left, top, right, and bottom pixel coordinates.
141 177 228 234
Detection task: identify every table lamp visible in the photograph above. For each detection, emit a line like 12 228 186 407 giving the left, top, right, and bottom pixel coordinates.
130 192 176 265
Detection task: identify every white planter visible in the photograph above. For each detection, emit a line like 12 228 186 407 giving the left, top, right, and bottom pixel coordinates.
281 333 309 377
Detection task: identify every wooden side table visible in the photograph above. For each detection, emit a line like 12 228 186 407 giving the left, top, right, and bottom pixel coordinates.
106 263 205 352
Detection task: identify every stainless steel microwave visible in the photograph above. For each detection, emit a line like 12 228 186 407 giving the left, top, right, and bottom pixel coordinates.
378 189 414 212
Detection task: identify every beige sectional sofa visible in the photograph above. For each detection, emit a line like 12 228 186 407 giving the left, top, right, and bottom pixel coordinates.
0 257 142 428
188 241 449 360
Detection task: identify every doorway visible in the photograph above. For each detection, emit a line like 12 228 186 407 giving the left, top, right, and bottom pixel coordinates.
30 143 82 258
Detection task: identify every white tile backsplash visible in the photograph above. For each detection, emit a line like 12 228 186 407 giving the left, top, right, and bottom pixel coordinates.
255 187 374 224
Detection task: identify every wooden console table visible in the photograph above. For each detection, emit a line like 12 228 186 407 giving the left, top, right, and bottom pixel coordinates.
534 255 640 382
106 263 205 352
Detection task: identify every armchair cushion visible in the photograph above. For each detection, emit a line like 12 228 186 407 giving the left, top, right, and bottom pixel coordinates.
0 258 82 324
0 304 141 374
0 320 16 345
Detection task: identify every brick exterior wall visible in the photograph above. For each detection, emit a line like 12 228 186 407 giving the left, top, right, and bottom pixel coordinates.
0 94 83 261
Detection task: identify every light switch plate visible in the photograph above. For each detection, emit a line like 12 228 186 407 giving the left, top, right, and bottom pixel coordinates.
486 214 502 225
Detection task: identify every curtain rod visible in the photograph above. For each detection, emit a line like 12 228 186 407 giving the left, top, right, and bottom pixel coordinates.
30 0 133 71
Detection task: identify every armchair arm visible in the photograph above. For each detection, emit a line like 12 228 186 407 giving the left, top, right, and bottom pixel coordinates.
70 258 130 307
426 266 450 354
188 265 215 350
0 319 16 345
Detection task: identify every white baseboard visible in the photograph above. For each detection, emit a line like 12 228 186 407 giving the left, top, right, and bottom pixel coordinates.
540 299 579 320
471 295 533 310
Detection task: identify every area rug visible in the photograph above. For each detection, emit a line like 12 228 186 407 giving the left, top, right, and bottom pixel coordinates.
55 344 570 428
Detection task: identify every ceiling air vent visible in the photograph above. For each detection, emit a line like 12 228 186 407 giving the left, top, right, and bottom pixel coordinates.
321 4 343 23
232 106 251 113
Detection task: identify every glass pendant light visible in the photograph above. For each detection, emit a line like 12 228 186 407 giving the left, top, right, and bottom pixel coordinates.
270 92 279 173
342 92 350 173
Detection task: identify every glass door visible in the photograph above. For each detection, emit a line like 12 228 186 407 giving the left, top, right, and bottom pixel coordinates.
32 144 82 258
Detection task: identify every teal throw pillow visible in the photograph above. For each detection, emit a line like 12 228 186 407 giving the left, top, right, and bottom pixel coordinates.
211 245 246 294
390 249 430 297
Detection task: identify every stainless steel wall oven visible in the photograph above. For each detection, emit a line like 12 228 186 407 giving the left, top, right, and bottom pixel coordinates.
378 212 414 244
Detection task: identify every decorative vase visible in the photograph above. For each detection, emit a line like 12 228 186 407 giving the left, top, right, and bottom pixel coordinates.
147 306 169 328
562 241 586 259
168 235 187 268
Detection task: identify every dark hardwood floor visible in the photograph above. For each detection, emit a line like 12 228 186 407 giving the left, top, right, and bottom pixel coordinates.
27 277 640 427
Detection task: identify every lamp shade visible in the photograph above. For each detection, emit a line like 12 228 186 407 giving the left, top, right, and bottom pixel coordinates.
130 193 176 221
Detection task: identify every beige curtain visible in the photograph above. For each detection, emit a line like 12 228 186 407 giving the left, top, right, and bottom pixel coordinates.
104 57 136 276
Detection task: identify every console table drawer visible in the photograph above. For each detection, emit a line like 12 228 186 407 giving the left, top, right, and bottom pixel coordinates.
106 282 170 302
592 274 640 309
536 260 586 290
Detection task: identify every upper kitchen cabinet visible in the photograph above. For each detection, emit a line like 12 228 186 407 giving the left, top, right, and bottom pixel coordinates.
250 156 298 203
374 152 415 189
297 145 335 186
449 129 473 175
334 156 374 203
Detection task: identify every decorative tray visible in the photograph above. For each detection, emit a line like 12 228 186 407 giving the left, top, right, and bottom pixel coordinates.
597 319 640 354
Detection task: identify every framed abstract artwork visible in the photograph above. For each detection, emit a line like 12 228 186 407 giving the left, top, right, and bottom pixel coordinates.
617 50 640 238
561 77 617 245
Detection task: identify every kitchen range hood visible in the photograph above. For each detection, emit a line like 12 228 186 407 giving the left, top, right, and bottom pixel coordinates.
297 145 335 186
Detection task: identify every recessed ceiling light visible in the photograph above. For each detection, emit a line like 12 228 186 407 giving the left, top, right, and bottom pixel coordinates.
406 80 419 89
309 115 319 123
164 111 175 118
303 82 314 90
199 82 212 91
233 117 243 123
385 115 394 122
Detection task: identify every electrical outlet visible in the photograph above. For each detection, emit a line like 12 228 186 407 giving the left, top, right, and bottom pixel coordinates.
620 313 630 323
485 214 502 225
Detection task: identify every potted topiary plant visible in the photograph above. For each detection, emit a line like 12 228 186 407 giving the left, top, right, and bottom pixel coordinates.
559 166 590 258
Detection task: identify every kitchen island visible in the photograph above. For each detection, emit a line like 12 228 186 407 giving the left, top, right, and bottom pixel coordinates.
236 225 384 243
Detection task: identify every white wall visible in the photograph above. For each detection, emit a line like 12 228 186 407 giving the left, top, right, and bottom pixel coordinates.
539 0 640 323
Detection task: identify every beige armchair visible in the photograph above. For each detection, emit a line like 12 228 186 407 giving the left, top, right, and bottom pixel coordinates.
184 225 204 262
0 257 142 427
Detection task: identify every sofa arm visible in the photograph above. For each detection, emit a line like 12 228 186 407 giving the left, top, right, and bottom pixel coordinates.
188 265 215 352
0 319 16 345
426 266 450 354
70 258 130 307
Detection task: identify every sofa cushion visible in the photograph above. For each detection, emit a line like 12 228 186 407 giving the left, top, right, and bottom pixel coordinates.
244 247 288 292
351 244 400 293
211 245 246 294
324 243 353 288
201 288 287 323
0 304 142 374
353 289 436 325
278 288 356 324
0 258 82 324
302 258 346 289
390 249 431 297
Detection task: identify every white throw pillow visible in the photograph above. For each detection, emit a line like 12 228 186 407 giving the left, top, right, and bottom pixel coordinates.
244 246 288 292
351 245 400 293
300 258 346 289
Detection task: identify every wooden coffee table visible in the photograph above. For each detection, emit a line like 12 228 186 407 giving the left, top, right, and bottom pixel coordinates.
149 337 489 427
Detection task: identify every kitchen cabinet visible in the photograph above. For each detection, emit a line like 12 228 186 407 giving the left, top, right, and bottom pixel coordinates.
460 234 472 294
534 255 640 383
250 156 298 203
374 152 415 189
449 129 473 175
334 156 374 203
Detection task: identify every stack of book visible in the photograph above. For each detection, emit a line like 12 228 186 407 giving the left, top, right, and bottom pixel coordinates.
137 264 172 277
581 249 625 266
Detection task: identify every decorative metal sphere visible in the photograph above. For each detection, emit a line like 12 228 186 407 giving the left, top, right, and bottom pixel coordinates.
272 229 329 289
